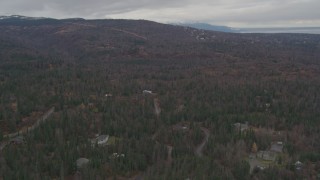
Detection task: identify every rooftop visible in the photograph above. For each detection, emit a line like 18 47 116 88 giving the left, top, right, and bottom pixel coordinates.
97 135 109 142
234 122 249 132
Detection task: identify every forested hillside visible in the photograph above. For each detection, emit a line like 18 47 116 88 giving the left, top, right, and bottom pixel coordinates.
0 17 320 179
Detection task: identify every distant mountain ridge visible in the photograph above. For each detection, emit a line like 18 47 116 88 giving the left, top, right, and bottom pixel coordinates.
239 27 320 34
2 16 320 34
0 15 88 26
173 23 237 33
172 22 320 34
1 14 319 62
0 15 49 20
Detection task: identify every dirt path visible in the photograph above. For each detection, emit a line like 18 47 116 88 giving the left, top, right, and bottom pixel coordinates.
153 98 161 117
195 127 210 157
248 157 260 173
3 107 55 139
110 28 148 40
66 22 97 28
1 107 55 151
138 125 209 179
0 142 7 151
166 145 173 165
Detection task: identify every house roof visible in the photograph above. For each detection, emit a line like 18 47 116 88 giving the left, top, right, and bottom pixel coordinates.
89 134 109 147
97 135 109 142
234 123 249 131
143 90 153 94
257 150 276 161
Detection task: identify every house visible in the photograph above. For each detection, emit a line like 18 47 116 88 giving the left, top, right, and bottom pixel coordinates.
270 141 283 153
257 151 276 161
110 153 125 159
143 90 153 95
10 136 24 144
88 103 95 108
295 161 303 170
97 135 109 146
234 122 249 132
90 134 109 147
76 158 89 169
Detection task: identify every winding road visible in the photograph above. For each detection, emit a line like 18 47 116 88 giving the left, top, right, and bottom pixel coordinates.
0 142 7 151
0 107 54 151
195 127 210 157
3 107 55 139
166 145 173 165
153 98 161 117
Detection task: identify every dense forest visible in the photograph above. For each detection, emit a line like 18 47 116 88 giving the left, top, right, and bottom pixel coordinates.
0 17 320 179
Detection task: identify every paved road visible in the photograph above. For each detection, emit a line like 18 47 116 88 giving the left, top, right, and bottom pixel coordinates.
195 127 210 157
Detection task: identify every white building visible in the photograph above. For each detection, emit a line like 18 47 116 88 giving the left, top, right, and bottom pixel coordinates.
234 122 249 132
143 90 153 95
105 93 113 97
97 135 109 146
295 161 303 170
90 134 109 147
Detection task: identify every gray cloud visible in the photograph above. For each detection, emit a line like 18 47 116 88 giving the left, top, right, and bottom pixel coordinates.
0 0 319 27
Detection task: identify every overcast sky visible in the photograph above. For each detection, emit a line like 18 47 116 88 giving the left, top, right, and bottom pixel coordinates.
1 0 319 27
